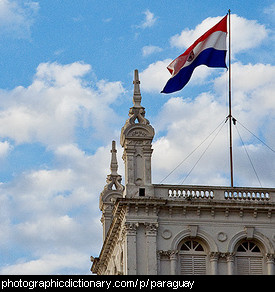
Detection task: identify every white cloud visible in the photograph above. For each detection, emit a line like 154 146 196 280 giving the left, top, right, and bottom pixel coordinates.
0 140 119 274
152 62 275 187
0 62 125 147
142 45 163 57
0 62 127 274
264 3 275 17
139 9 157 28
170 14 268 56
0 251 89 275
139 59 172 92
0 0 39 38
0 141 12 158
214 62 275 118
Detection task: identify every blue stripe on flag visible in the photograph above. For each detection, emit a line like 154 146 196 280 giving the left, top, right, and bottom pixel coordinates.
161 48 227 94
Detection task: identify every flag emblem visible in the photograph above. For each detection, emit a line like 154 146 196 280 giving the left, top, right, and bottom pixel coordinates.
187 51 195 62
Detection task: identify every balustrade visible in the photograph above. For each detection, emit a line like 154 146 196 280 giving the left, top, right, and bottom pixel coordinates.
168 189 214 199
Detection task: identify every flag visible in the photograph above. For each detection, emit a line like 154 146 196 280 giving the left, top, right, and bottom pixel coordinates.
161 15 228 94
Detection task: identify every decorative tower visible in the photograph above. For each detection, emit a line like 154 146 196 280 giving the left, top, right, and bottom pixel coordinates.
120 69 155 197
99 140 124 240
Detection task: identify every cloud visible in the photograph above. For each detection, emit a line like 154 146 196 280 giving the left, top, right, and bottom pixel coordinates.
170 14 268 56
0 140 120 274
0 62 125 147
142 45 163 57
0 62 126 274
139 9 157 29
139 59 172 92
0 141 12 158
152 62 275 187
0 251 89 275
264 3 275 17
0 0 39 39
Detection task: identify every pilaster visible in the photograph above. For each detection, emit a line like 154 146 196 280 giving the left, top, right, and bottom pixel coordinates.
122 222 139 275
145 223 158 274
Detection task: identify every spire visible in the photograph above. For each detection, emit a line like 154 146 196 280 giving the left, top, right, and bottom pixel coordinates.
133 69 142 107
102 140 124 192
123 69 149 125
99 140 124 241
110 140 118 176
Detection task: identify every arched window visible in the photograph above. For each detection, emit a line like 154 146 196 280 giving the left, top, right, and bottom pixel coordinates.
179 239 207 275
236 240 263 275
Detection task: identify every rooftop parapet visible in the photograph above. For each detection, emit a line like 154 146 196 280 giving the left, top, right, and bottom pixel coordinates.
153 184 275 203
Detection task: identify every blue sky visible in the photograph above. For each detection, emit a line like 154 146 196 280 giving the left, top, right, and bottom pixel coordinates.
0 0 274 274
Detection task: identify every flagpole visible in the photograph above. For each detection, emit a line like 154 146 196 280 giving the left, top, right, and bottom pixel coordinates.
228 9 234 187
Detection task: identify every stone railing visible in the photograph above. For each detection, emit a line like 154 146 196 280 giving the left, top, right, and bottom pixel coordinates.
153 184 275 203
224 190 270 201
168 189 214 199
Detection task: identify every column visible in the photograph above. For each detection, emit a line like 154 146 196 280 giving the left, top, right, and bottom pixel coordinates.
266 254 274 275
145 223 158 274
209 252 219 275
170 250 178 275
226 253 235 275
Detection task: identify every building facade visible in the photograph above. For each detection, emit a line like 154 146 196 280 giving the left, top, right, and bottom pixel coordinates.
91 70 275 275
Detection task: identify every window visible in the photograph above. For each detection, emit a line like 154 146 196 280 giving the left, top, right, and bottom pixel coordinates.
139 188 145 196
236 240 263 275
179 240 207 275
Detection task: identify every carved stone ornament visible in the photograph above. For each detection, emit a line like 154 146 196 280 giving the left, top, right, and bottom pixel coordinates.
265 253 275 263
129 129 148 137
161 229 172 240
158 250 178 259
209 252 219 261
145 222 158 236
123 222 139 236
103 174 124 192
157 250 172 258
217 232 228 242
127 107 150 126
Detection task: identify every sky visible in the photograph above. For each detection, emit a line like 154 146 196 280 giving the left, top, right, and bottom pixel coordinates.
0 0 274 275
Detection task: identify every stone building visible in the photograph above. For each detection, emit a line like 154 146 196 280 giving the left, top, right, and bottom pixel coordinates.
91 70 275 275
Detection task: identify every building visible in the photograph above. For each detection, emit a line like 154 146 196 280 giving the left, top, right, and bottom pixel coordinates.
91 70 275 275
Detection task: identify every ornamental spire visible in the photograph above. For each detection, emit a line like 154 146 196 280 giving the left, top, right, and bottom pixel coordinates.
110 140 118 176
102 140 124 192
123 69 149 125
133 69 142 107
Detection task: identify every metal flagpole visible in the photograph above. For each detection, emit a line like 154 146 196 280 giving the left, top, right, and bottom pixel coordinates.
228 9 234 187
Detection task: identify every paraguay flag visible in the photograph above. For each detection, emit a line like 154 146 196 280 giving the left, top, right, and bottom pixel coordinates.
161 15 228 94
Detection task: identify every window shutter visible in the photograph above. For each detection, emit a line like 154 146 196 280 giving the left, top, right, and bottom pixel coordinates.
236 257 249 275
236 256 263 275
180 255 206 275
250 257 263 275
